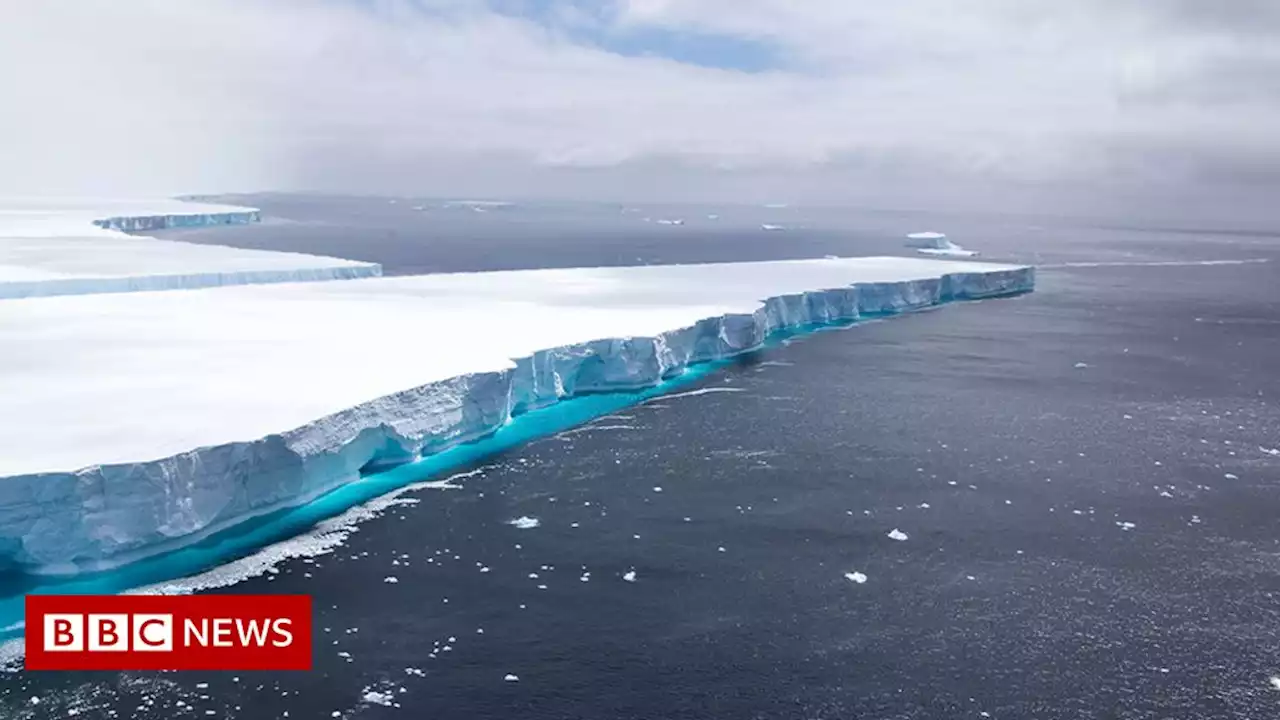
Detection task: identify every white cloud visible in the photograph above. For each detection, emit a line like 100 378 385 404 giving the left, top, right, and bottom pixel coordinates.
1 0 1277 215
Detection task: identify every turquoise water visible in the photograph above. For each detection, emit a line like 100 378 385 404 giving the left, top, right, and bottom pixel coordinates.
0 357 738 641
0 310 944 642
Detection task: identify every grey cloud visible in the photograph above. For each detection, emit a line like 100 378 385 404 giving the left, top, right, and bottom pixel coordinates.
0 0 1277 223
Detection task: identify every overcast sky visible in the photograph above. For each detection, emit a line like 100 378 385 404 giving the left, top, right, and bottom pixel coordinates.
3 1 1277 219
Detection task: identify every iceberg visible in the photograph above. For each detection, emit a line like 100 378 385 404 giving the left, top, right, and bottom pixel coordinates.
905 231 978 258
0 198 381 298
0 256 1032 574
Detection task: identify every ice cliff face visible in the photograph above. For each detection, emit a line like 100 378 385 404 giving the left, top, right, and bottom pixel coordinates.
0 265 383 300
91 209 262 232
0 201 382 299
0 266 1033 574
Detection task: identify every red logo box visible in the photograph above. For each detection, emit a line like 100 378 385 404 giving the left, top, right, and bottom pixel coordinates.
25 594 312 671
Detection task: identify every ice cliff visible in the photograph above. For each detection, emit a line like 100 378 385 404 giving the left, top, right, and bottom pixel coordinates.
0 199 381 299
0 260 1033 574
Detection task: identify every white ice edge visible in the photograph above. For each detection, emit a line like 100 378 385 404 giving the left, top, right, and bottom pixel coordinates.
0 198 382 298
0 259 1033 574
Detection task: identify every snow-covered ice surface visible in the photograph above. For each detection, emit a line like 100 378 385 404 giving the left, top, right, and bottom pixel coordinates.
0 255 1031 572
0 198 381 298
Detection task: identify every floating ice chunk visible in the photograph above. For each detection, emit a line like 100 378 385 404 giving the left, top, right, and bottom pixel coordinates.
1074 362 1089 369
405 668 425 677
384 576 398 584
761 224 785 231
1224 473 1239 480
622 570 637 582
361 690 395 707
656 219 684 226
905 232 978 257
1262 447 1280 457
509 517 540 530
1117 521 1137 531
887 529 909 542
844 572 868 584
504 674 520 682
653 486 663 493
1270 676 1280 691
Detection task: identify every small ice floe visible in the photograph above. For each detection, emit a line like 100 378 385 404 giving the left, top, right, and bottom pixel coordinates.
361 690 395 707
887 529 909 542
622 570 637 582
761 224 785 231
1224 473 1239 480
1269 676 1280 691
844 571 868 584
405 668 426 677
579 573 591 582
1073 362 1089 369
656 219 684 226
383 576 398 584
653 486 663 493
504 674 520 682
1262 447 1280 457
1116 521 1137 531
707 214 720 220
508 517 540 529
717 546 727 553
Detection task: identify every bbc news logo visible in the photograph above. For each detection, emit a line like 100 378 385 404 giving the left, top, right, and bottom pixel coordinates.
25 594 311 671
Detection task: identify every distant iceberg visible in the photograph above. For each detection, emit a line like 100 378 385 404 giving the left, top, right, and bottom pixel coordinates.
761 224 785 231
905 232 978 258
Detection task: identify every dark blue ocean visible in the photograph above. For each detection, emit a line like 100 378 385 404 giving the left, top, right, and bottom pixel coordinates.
3 196 1278 719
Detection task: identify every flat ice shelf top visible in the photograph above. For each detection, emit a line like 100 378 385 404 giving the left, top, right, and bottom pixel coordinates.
0 198 380 298
0 256 1028 476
